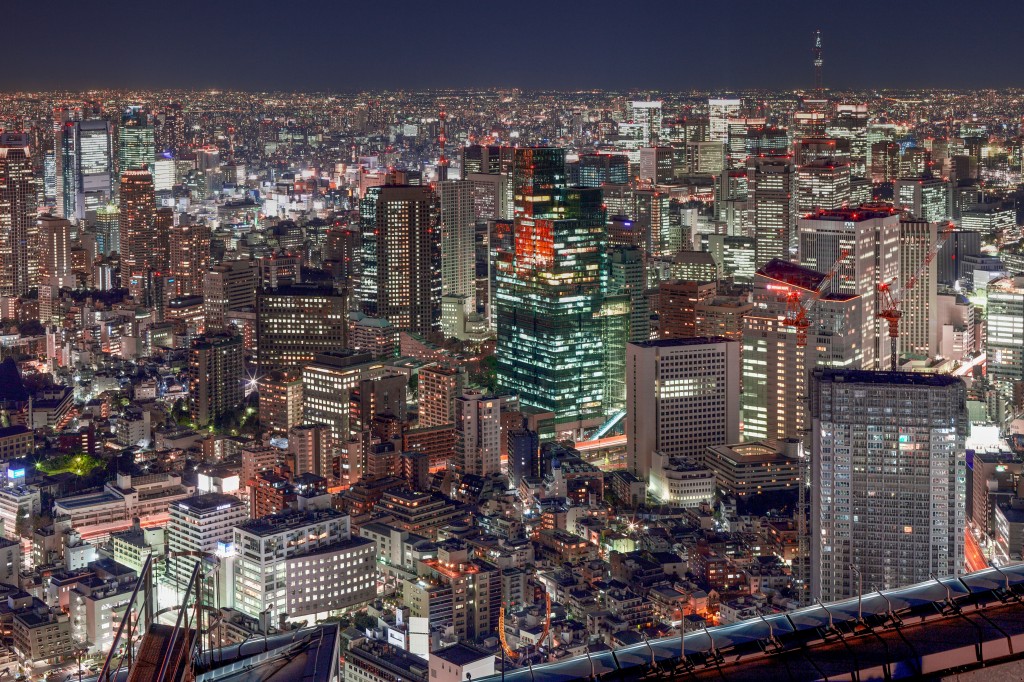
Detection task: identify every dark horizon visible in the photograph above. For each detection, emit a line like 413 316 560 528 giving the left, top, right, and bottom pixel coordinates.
7 0 1024 92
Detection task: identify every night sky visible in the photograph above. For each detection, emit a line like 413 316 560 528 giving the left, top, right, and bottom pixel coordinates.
7 0 1024 92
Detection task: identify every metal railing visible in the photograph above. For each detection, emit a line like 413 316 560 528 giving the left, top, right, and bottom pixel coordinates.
97 555 155 682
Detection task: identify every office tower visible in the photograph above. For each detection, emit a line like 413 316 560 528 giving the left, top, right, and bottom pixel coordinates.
895 178 951 223
118 122 155 174
605 246 650 343
809 369 967 602
870 141 900 182
987 276 1024 401
257 369 304 435
165 493 247 595
828 103 869 178
626 101 663 146
418 364 465 428
349 373 406 435
686 140 726 174
454 390 501 477
798 206 901 370
635 188 673 255
745 126 790 158
596 294 631 412
658 280 716 339
118 169 155 287
577 153 629 188
58 120 113 220
708 99 742 143
322 227 359 284
232 509 375 622
796 160 851 213
289 424 331 480
169 223 211 297
438 179 475 338
152 206 173 274
95 203 119 256
372 185 441 335
300 352 392 442
715 169 748 233
748 155 797 268
639 147 674 184
741 260 863 442
898 217 940 359
203 260 257 331
348 313 398 358
695 295 753 340
37 215 72 288
0 134 37 296
496 149 606 430
256 284 348 372
725 117 767 169
626 337 740 481
189 332 244 427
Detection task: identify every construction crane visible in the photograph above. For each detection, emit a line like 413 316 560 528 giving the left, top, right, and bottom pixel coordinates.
877 222 955 370
783 249 851 347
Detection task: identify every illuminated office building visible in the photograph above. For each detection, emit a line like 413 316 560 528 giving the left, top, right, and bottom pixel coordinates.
95 203 119 256
118 122 156 174
626 100 663 146
58 120 113 220
190 332 244 427
895 177 951 223
438 179 475 337
747 155 796 268
577 153 629 188
368 185 441 336
0 134 37 296
256 284 348 372
495 148 606 431
796 160 851 213
708 99 742 143
986 276 1024 401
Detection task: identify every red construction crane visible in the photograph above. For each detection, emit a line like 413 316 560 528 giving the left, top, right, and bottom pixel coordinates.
877 222 955 370
784 249 851 347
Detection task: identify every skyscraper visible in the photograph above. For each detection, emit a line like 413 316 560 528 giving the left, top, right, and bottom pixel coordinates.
373 185 441 336
796 160 852 213
203 260 257 332
986 276 1024 401
626 337 740 482
496 149 606 430
118 169 155 287
809 369 967 602
58 120 113 220
0 134 37 296
169 223 211 297
626 101 663 146
37 215 72 289
798 206 901 370
898 217 940 360
748 155 797 268
708 98 742 143
256 284 348 372
118 120 156 174
438 179 475 337
741 259 863 442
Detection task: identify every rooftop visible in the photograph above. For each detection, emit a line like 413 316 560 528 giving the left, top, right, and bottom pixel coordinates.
631 336 732 349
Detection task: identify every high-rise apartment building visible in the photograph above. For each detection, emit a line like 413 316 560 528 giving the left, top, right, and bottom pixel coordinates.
257 369 304 435
289 424 332 480
798 206 901 370
0 134 38 296
454 391 501 477
371 185 441 336
748 155 797 268
118 169 155 287
169 223 211 297
189 333 244 427
418 364 465 428
626 337 740 483
256 284 348 372
37 215 72 288
809 369 967 602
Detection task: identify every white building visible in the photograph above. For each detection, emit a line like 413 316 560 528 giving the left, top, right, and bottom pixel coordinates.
809 369 967 603
165 493 248 599
52 472 193 540
429 642 496 682
232 509 375 624
798 205 901 370
708 99 741 144
438 179 476 339
0 486 40 539
626 337 740 484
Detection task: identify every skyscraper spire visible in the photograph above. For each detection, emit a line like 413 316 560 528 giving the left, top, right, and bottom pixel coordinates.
813 30 823 93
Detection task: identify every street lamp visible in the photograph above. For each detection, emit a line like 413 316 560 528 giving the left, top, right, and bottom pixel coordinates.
850 564 863 623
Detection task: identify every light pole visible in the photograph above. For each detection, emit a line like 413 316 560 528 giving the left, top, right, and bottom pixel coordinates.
850 564 863 623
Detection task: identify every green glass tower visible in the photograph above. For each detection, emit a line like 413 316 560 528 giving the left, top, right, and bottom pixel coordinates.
496 148 607 430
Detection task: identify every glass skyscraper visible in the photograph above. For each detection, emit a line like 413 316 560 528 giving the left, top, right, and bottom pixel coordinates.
496 148 607 430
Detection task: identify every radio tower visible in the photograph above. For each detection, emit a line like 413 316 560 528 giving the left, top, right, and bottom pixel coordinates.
813 30 823 93
437 104 449 181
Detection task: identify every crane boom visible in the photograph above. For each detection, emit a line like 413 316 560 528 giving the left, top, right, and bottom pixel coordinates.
784 249 851 347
